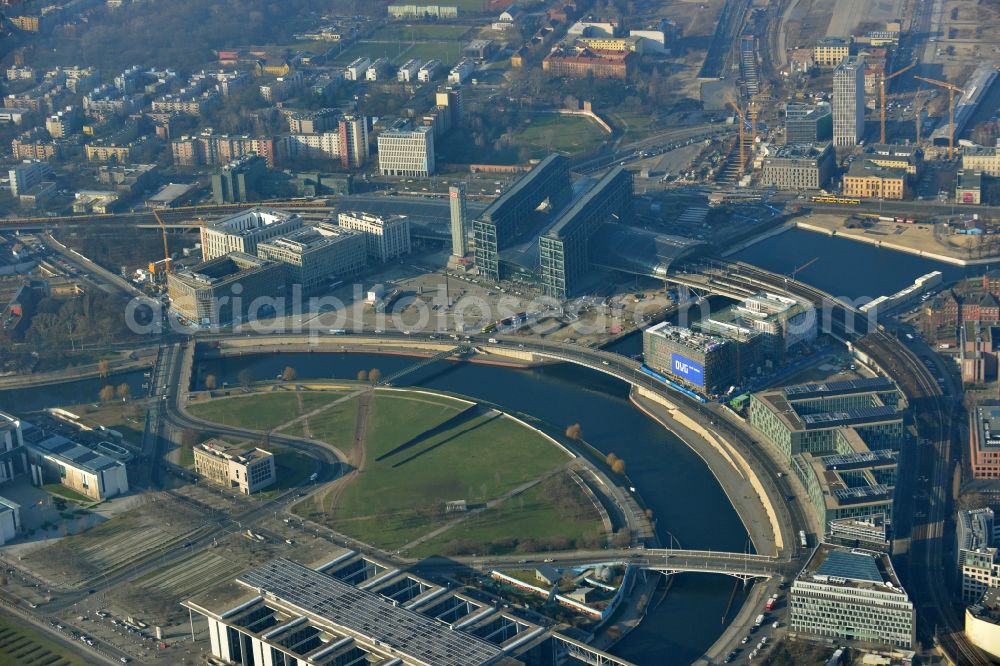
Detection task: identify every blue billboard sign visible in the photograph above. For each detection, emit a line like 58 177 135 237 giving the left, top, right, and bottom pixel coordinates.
670 353 705 387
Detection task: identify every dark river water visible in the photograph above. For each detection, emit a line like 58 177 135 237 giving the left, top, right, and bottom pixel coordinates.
0 228 972 664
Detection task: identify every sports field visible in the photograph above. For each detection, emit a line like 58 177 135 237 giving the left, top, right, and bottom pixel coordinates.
515 114 610 159
332 41 465 68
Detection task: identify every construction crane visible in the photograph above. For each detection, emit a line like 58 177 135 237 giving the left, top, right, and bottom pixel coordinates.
153 208 171 274
726 99 746 178
879 60 917 144
914 74 964 159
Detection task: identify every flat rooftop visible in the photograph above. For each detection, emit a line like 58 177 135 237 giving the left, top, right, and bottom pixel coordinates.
205 207 300 236
767 143 830 160
543 166 628 240
782 377 896 400
19 418 123 475
970 587 1000 626
480 153 567 224
975 404 1000 452
798 543 905 593
226 559 504 666
646 321 729 354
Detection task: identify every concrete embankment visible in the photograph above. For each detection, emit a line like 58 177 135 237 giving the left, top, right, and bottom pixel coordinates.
631 387 782 555
795 221 995 266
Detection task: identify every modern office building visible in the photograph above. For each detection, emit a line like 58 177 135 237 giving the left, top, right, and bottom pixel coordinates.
971 404 1000 480
337 211 411 263
749 377 905 462
449 183 468 257
211 155 266 204
760 143 836 190
167 252 286 327
256 225 367 294
183 555 544 666
967 587 1000 660
731 291 817 354
377 125 435 177
827 514 889 551
538 166 633 299
194 439 276 495
785 103 833 144
0 412 25 485
643 322 737 392
200 208 304 261
19 417 129 501
473 154 571 281
791 544 914 649
842 160 908 199
794 446 897 527
833 56 865 148
957 508 1000 602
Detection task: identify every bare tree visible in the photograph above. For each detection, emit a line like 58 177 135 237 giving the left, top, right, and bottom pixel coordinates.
97 359 110 378
356 369 369 382
204 374 217 390
99 384 116 404
282 366 298 382
238 368 254 389
115 383 131 403
368 368 382 383
565 423 583 440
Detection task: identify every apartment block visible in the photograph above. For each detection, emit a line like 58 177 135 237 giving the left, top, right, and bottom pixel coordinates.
337 211 411 263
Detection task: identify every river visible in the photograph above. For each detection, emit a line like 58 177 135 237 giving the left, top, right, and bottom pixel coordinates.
0 229 977 664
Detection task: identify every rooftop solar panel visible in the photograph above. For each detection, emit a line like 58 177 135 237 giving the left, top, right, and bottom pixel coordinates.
816 550 884 583
236 559 503 666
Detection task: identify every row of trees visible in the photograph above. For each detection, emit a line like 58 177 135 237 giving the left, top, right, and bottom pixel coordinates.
200 366 384 390
97 383 132 404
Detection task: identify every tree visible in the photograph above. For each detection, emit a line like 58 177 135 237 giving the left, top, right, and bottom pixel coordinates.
565 423 583 440
98 385 116 404
611 458 626 475
606 452 619 467
281 366 297 382
238 368 254 389
97 359 110 378
368 368 382 383
204 374 217 391
356 369 369 382
115 383 131 403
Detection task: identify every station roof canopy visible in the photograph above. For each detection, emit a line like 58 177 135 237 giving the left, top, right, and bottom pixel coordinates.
588 224 707 278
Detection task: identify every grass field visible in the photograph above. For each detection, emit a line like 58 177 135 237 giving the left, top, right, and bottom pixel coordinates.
188 391 345 432
279 394 360 455
64 403 145 446
0 614 90 666
410 474 604 558
515 114 609 159
296 390 573 550
373 24 472 42
41 484 92 504
609 110 660 142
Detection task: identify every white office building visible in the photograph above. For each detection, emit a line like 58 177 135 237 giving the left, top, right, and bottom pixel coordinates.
377 125 435 177
833 56 865 148
337 211 411 263
199 207 304 260
791 543 914 649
